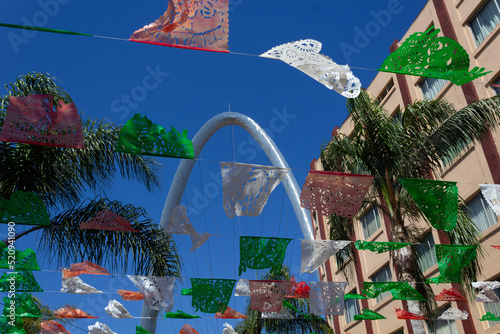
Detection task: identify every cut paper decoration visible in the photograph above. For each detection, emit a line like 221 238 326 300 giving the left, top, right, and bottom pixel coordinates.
0 191 49 226
2 293 41 318
287 275 310 298
189 231 213 252
300 171 373 218
492 245 500 250
0 318 25 334
0 270 43 292
354 308 386 320
480 312 500 321
426 244 478 284
472 281 500 303
301 239 351 273
165 310 201 319
88 322 116 334
354 240 410 254
260 39 361 98
378 27 491 85
40 320 71 334
239 236 291 276
116 114 194 159
234 279 250 297
62 260 110 278
165 205 213 252
282 299 321 319
136 326 153 334
221 162 289 219
345 293 368 300
308 281 348 317
0 94 85 148
79 210 139 232
395 308 427 320
215 306 248 319
438 308 469 320
60 276 102 294
249 280 293 313
262 306 295 320
0 242 40 270
130 0 229 52
118 289 144 301
190 278 236 314
399 178 458 231
127 275 175 312
362 282 425 301
54 306 97 318
105 300 133 319
222 323 238 334
434 287 466 301
480 184 500 215
179 324 200 334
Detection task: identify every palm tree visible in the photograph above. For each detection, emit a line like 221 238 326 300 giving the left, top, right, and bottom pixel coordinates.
235 266 334 334
0 72 180 277
320 90 500 333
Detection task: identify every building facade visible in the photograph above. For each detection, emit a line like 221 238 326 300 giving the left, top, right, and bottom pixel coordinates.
312 0 500 333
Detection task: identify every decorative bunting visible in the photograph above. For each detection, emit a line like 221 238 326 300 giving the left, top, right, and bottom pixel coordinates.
287 276 310 298
354 308 386 320
222 323 238 334
116 114 194 159
60 276 102 294
434 287 466 301
40 320 71 334
399 178 458 231
262 305 295 320
300 171 373 218
345 293 368 300
308 281 348 317
282 299 321 319
127 275 175 312
362 282 425 301
0 191 49 226
190 278 236 314
118 289 144 301
165 310 201 319
130 0 229 52
0 94 85 148
0 242 40 271
79 210 139 232
105 300 133 319
0 270 43 292
354 240 410 254
438 308 469 320
165 205 213 252
215 306 248 319
179 324 200 334
221 162 288 219
260 39 361 98
234 279 250 297
301 240 351 273
0 318 25 334
395 308 427 320
88 322 116 334
492 245 500 250
378 27 490 85
480 312 500 321
239 236 291 276
54 306 97 318
480 184 500 215
136 325 153 334
472 281 500 303
249 280 293 313
62 260 110 278
2 293 41 318
427 244 478 284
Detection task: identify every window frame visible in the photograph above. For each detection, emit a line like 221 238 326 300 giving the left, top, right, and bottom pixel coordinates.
466 192 498 234
360 206 382 240
370 264 393 303
468 0 500 46
344 290 361 324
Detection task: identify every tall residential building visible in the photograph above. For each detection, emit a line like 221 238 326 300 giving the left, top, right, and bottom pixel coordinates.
311 1 500 333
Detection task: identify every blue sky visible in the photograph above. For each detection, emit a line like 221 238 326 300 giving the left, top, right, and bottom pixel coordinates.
0 1 425 333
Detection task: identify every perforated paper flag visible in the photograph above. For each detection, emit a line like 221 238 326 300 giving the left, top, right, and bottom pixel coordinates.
260 39 361 98
378 27 490 85
438 308 468 320
165 310 201 319
300 171 373 218
0 242 40 270
301 239 351 273
215 306 248 319
79 210 139 232
60 276 102 294
105 300 133 319
492 245 500 250
54 306 97 318
221 162 288 219
117 289 144 301
136 326 153 334
395 308 427 320
88 322 116 334
427 244 477 284
354 240 410 253
287 275 310 298
0 191 49 226
262 306 295 320
249 280 293 313
480 184 500 215
0 270 43 292
116 114 194 159
2 293 41 318
434 287 466 301
480 312 500 321
472 281 500 302
309 281 348 317
222 323 238 334
165 205 213 252
363 282 425 301
239 236 291 276
190 278 236 314
354 308 386 320
62 260 110 278
0 95 85 148
345 293 368 300
128 275 175 312
234 279 250 297
40 320 71 334
399 178 458 231
130 0 229 52
179 324 200 334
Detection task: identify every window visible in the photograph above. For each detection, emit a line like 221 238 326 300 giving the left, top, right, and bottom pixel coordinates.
483 277 500 327
441 140 471 166
420 77 447 99
467 192 498 233
392 330 404 334
469 0 500 46
492 77 500 95
428 305 459 334
361 207 382 239
371 264 393 303
375 79 394 104
416 233 437 272
392 108 402 125
344 293 361 324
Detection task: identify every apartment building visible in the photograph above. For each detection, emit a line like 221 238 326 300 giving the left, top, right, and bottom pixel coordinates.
311 0 500 333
